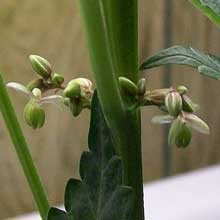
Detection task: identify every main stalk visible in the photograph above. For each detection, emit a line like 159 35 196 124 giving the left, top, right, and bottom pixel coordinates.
78 1 144 220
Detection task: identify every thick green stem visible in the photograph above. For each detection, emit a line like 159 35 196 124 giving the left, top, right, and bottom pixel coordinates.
78 1 144 220
78 0 127 155
0 73 50 220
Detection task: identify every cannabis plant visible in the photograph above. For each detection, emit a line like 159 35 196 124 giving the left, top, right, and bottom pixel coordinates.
0 1 219 220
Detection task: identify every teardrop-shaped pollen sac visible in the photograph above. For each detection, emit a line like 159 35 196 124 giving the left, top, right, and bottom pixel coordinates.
182 95 198 113
69 98 83 117
137 78 147 96
168 116 185 146
23 100 45 129
29 55 52 78
52 73 64 86
184 113 210 134
175 125 192 148
63 82 81 99
165 91 183 116
119 77 138 96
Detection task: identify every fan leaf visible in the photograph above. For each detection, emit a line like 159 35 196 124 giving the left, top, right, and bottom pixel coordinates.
47 91 134 220
189 0 220 26
140 45 220 79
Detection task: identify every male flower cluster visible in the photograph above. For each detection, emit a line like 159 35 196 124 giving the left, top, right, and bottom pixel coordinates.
7 55 93 129
118 76 209 148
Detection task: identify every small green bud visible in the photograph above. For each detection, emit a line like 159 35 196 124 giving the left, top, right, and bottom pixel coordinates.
24 100 45 129
27 78 44 91
29 55 52 78
137 78 146 96
119 77 138 96
175 125 192 148
51 73 64 86
182 95 198 113
168 116 184 146
177 85 188 95
64 78 92 99
165 91 182 116
63 82 81 99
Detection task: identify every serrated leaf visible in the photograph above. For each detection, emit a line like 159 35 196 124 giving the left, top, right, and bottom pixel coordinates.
189 0 220 26
47 91 134 220
140 45 220 80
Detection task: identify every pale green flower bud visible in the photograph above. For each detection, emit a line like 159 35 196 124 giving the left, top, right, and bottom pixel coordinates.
177 85 188 95
168 116 184 146
64 78 92 99
119 77 138 96
175 125 192 148
165 91 182 116
137 78 146 96
51 73 64 86
63 82 81 99
29 55 52 78
24 100 45 129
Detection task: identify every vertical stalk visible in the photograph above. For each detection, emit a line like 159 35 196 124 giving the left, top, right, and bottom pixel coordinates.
0 73 49 220
78 1 144 220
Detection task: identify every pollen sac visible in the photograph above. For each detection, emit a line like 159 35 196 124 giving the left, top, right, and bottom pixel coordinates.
29 55 52 78
175 125 192 148
51 73 64 86
168 116 184 146
24 100 45 129
165 91 182 116
69 98 83 117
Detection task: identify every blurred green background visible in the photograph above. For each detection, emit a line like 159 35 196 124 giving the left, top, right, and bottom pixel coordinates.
0 0 220 219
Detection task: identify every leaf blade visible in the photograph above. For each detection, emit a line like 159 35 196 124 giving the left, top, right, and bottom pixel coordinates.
140 45 220 80
48 91 134 220
189 0 220 26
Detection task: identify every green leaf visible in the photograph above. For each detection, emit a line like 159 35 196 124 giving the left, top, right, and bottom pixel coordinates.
48 208 68 220
140 45 220 79
47 91 134 220
189 0 220 26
